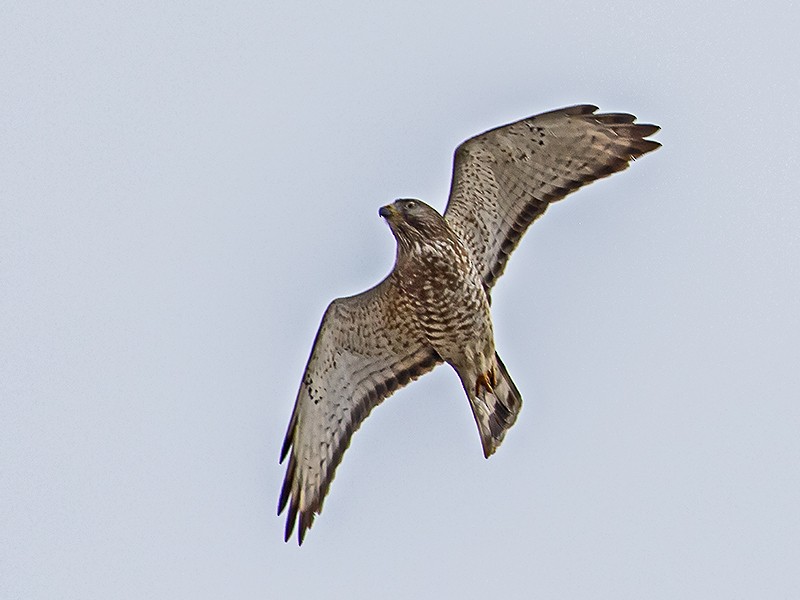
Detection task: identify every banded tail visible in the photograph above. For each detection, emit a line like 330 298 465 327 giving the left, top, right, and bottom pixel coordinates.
465 353 523 458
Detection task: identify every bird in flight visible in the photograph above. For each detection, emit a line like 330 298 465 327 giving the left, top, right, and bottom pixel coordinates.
279 104 660 544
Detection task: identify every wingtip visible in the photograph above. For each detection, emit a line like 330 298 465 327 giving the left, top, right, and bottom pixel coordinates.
284 502 298 543
278 455 296 516
279 425 294 463
298 511 315 545
635 139 662 157
636 123 661 137
279 441 290 463
567 104 600 115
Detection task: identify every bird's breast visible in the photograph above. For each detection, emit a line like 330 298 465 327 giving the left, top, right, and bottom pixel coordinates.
397 239 493 360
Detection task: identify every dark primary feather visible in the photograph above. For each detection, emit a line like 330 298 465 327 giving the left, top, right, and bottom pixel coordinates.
443 104 660 290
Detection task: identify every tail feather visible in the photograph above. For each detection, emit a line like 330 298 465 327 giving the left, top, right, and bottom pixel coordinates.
467 353 523 458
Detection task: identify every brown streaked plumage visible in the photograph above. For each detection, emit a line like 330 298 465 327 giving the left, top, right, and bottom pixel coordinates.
279 105 660 544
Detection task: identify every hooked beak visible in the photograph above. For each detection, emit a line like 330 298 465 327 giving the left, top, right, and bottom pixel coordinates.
379 204 397 219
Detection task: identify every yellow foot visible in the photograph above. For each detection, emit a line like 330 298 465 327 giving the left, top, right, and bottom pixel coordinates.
475 366 498 397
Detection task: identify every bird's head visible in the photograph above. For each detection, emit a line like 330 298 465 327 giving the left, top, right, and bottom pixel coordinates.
379 199 449 250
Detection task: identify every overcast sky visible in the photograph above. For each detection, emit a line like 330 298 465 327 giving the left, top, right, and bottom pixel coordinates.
3 2 799 598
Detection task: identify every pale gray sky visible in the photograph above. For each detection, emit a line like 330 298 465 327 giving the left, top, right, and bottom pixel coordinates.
2 2 799 598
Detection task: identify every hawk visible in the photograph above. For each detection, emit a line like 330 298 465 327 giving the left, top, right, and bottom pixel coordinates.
279 104 660 544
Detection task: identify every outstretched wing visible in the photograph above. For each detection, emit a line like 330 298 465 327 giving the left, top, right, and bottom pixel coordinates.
279 277 441 544
443 105 660 290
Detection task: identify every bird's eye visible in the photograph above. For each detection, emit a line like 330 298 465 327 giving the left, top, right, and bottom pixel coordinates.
405 200 417 210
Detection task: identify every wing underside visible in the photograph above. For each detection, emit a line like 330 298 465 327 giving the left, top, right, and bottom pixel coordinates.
279 278 441 544
443 104 660 290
